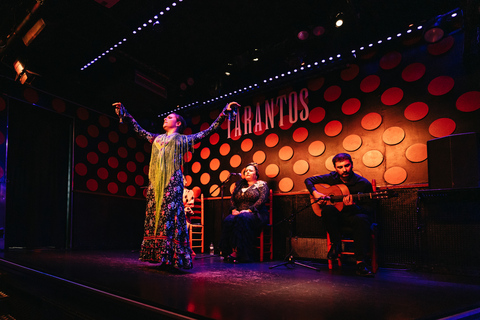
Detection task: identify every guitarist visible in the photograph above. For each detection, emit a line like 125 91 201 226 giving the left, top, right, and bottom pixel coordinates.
304 153 375 277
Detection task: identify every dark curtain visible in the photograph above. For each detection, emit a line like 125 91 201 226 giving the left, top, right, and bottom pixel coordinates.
6 101 72 249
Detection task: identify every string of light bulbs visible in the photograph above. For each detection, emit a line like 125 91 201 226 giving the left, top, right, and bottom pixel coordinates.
80 1 184 71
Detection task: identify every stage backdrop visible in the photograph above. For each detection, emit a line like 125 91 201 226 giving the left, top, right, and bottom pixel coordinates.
1 22 479 255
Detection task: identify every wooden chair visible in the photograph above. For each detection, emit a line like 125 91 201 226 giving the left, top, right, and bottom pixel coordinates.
326 180 379 273
188 194 204 253
256 189 273 262
327 226 378 273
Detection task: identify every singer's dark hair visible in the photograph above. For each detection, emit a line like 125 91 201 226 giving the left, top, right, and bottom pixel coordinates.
172 113 186 134
242 162 259 179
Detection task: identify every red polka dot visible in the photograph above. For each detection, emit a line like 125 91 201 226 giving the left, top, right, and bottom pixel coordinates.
194 141 201 149
324 85 342 102
456 91 480 112
108 157 119 168
184 127 193 135
108 182 118 194
0 166 3 179
0 132 5 145
265 133 279 147
293 127 309 142
191 115 201 125
75 163 88 176
77 107 89 121
185 151 193 162
108 131 119 143
144 143 151 153
52 99 66 113
98 141 109 154
0 97 6 111
230 129 242 140
405 143 428 163
279 116 293 130
86 179 98 191
308 107 326 123
360 75 381 93
341 64 359 81
127 161 137 172
127 137 137 149
97 167 108 180
126 185 137 197
210 133 220 145
405 102 429 121
143 165 149 175
324 120 343 137
23 88 39 104
99 115 110 127
429 118 456 137
428 35 454 55
380 51 402 70
119 123 128 134
88 125 99 138
381 87 404 106
241 139 253 152
135 175 145 186
254 122 267 136
402 63 426 82
361 113 382 131
117 171 128 183
117 147 128 158
428 76 455 96
135 152 145 163
200 122 210 131
76 135 88 148
87 152 99 164
200 147 211 159
342 98 361 115
307 77 325 91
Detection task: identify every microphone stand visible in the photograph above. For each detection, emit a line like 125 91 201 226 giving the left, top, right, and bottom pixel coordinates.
269 196 325 271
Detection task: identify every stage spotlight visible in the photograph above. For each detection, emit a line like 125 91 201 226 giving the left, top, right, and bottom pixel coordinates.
335 13 344 28
22 18 46 46
13 60 39 85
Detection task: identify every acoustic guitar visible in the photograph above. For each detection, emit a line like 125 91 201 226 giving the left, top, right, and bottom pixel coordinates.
309 183 397 217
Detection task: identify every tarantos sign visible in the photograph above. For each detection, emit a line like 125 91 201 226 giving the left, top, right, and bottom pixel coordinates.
227 87 310 139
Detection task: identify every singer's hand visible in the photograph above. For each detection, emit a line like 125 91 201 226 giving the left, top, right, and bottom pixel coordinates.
112 102 124 117
225 101 240 112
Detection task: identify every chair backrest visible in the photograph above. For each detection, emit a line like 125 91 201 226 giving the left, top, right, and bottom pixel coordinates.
265 189 273 225
189 194 204 225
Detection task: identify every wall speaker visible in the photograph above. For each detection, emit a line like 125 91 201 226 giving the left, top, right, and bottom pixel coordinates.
427 132 480 189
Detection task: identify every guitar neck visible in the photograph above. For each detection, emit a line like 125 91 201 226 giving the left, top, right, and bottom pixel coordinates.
328 192 376 202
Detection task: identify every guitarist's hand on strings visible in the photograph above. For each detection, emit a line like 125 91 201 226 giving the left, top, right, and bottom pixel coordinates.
343 194 354 206
312 190 328 206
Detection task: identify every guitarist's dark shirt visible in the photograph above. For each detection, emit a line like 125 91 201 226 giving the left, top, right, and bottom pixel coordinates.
305 171 373 203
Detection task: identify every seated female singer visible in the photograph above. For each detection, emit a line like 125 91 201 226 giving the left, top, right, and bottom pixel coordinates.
220 163 270 263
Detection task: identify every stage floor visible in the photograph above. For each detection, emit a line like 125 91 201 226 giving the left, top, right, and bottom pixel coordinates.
1 250 480 320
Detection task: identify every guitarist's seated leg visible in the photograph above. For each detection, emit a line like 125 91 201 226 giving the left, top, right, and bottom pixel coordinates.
321 205 343 259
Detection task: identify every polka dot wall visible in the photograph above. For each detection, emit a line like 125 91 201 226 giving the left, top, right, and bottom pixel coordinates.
0 30 479 201
184 31 480 196
73 110 150 198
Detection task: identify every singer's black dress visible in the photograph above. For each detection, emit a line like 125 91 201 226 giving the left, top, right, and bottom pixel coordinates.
219 179 270 262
